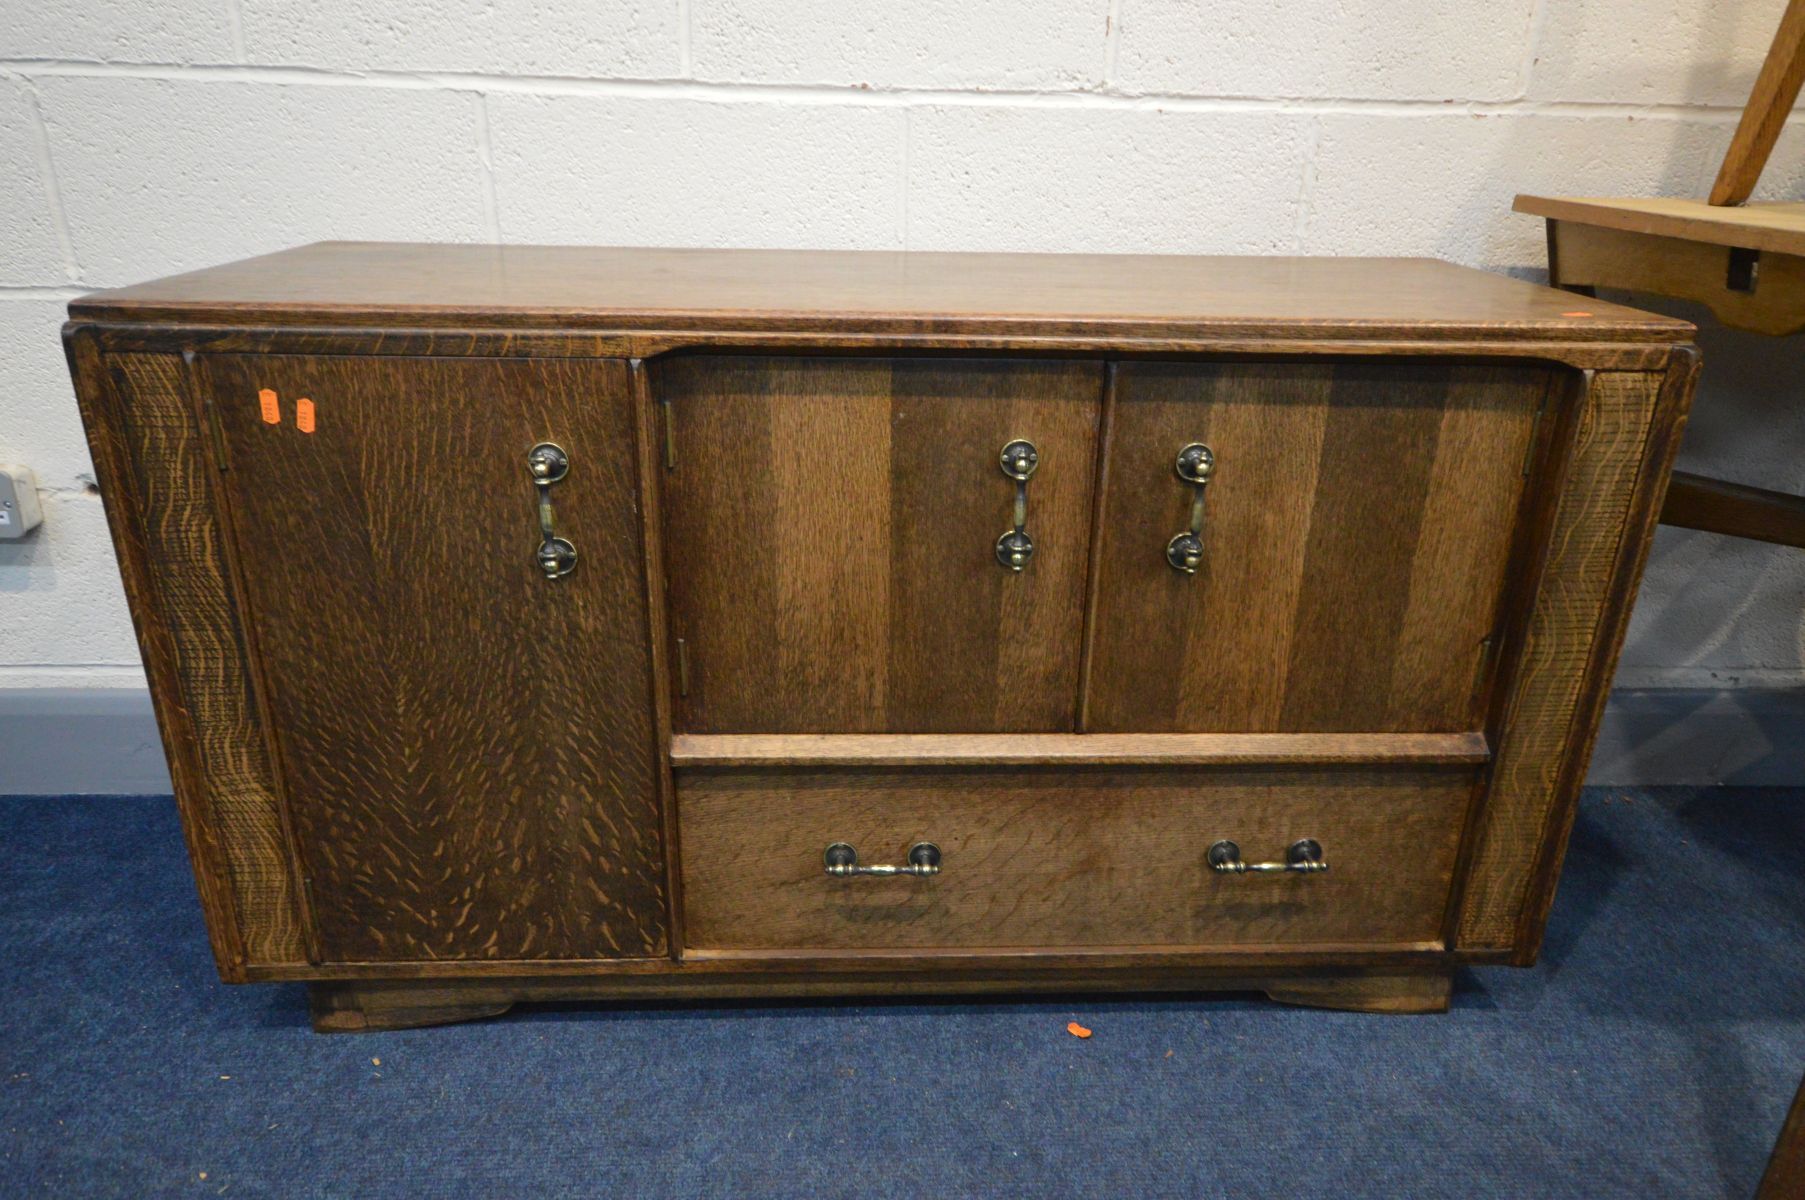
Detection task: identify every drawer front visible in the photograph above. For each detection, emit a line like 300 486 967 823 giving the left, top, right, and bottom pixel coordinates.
1085 360 1552 733
679 767 1471 951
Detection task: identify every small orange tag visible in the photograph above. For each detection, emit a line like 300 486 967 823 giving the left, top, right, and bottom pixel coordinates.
1067 1022 1092 1039
258 388 280 424
1561 310 1594 318
296 398 316 434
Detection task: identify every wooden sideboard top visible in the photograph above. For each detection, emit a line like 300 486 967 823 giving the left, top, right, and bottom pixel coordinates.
71 242 1692 343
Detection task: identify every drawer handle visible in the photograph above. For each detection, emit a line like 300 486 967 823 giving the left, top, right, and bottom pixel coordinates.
527 442 577 579
1166 442 1215 574
1208 838 1328 875
995 439 1039 571
823 841 942 878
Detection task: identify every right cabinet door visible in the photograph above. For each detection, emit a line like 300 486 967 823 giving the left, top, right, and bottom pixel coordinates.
1085 360 1555 733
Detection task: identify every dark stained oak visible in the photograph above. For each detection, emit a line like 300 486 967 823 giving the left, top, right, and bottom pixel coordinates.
678 766 1472 951
73 243 1691 344
658 355 1102 733
206 353 668 962
310 983 511 1033
668 731 1491 767
62 244 1699 1026
1263 971 1451 1014
1455 363 1698 954
305 964 1455 1028
1084 361 1548 733
66 342 308 976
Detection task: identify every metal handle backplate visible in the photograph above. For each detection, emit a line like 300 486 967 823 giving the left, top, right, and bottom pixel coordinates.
996 439 1039 571
824 842 942 878
528 442 577 579
1208 838 1328 875
1167 442 1214 574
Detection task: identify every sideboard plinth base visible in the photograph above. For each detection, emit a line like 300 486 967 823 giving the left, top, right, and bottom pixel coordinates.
1263 969 1453 1014
309 982 514 1033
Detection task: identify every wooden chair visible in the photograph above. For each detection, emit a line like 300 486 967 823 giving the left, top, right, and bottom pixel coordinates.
1523 13 1805 1193
1516 0 1805 549
1760 1071 1805 1197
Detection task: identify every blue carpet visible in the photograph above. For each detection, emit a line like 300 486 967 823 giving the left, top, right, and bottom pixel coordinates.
1 788 1802 1198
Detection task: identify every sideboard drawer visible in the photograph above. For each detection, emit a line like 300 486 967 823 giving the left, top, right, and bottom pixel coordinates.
678 766 1471 952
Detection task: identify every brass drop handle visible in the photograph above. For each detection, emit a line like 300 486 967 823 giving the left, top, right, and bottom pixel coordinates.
1166 442 1215 574
824 842 942 878
527 442 577 579
1208 839 1328 875
995 439 1039 571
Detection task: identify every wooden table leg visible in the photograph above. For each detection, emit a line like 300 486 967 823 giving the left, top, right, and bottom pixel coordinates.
1758 1070 1805 1199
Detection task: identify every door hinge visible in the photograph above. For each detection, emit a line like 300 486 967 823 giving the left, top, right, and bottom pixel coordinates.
676 636 691 698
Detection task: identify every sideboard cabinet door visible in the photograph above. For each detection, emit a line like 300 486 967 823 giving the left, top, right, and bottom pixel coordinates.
657 356 1103 733
1085 360 1552 733
203 354 668 963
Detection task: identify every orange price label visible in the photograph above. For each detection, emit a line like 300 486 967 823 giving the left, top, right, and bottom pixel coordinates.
296 398 316 434
258 388 280 424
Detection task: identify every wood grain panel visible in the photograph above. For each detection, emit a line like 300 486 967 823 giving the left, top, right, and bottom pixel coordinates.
205 353 667 962
1455 367 1689 954
1387 370 1561 727
658 356 1103 732
307 967 1455 1026
1085 361 1547 732
73 243 1692 345
679 766 1471 950
669 731 1492 767
69 344 308 973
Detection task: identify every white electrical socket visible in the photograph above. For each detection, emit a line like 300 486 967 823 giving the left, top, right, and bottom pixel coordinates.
0 465 44 539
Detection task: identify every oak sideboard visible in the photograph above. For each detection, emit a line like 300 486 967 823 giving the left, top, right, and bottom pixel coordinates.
65 244 1697 1030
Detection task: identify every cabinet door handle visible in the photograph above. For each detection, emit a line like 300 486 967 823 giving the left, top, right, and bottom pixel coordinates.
527 442 578 578
1166 442 1215 574
1208 839 1328 875
995 439 1039 571
824 842 942 877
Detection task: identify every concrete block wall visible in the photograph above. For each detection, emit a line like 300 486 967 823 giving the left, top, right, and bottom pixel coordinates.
2 1 1802 784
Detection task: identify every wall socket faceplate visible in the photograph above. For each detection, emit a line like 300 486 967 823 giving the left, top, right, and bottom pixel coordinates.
0 466 44 539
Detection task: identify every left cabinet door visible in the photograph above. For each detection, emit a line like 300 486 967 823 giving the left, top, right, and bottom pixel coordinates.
203 354 668 963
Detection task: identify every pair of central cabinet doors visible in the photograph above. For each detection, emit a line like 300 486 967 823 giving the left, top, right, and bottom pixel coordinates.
208 351 1550 964
664 355 1547 734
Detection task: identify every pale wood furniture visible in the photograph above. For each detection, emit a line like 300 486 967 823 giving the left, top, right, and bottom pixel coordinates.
65 244 1696 1031
1516 0 1805 550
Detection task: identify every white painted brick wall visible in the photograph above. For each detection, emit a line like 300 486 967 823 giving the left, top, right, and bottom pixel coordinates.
2 0 1802 696
489 95 905 245
0 81 68 285
906 106 1313 252
1112 0 1538 101
1530 0 1782 106
37 77 491 285
690 1 1103 90
0 1 236 66
242 0 682 77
